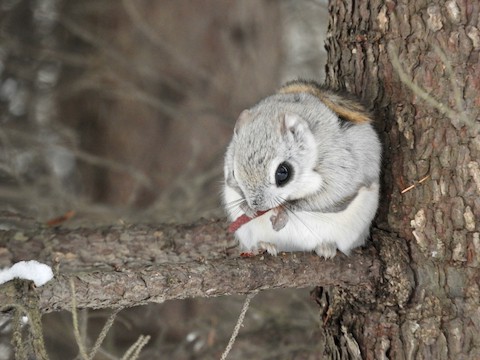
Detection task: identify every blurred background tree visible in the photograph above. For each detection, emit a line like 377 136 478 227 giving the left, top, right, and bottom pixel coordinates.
0 1 329 359
0 0 327 223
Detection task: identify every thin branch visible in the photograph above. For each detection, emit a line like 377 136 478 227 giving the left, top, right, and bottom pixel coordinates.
401 175 430 194
121 335 151 360
71 279 89 360
220 291 258 360
121 0 213 84
12 306 27 360
2 128 152 189
88 308 122 360
57 15 186 94
0 218 387 314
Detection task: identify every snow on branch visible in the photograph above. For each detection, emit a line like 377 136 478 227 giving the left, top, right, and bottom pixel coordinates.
0 260 53 287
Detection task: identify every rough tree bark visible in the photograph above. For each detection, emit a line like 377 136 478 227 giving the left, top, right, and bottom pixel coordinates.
1 215 404 314
322 0 480 359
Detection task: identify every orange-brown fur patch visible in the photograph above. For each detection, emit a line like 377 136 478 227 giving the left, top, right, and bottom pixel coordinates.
278 81 372 124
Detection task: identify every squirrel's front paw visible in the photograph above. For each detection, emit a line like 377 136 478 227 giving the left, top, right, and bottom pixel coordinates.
258 241 278 256
270 207 288 231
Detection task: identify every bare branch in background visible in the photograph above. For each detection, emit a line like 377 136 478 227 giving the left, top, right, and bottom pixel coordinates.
120 0 213 85
1 128 152 189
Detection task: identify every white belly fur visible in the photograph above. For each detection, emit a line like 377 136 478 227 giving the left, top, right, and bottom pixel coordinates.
230 183 379 257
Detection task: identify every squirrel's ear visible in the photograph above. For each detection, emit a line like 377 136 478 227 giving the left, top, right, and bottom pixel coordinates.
234 110 251 136
282 113 307 137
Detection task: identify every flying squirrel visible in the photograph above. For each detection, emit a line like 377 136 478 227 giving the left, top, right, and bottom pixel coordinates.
223 80 381 258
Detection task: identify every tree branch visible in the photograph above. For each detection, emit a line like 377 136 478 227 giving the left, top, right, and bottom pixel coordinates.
0 216 388 313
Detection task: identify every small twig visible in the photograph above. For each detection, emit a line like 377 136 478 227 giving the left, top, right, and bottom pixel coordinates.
12 306 27 360
121 334 151 360
27 305 50 360
88 308 123 360
220 291 258 360
121 0 214 85
78 309 88 359
2 128 152 189
70 279 89 360
401 175 430 194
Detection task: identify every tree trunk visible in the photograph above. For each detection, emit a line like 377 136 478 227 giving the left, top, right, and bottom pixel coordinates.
323 0 480 358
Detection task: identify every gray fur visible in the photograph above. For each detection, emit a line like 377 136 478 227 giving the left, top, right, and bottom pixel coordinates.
223 90 382 257
225 92 381 211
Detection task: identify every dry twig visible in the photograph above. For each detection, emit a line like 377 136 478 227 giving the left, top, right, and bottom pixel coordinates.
220 291 258 360
400 175 430 194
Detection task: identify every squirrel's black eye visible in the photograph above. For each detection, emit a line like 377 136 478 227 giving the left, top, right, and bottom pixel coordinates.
275 162 292 187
